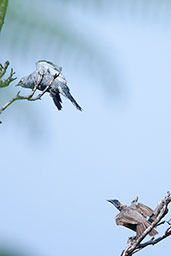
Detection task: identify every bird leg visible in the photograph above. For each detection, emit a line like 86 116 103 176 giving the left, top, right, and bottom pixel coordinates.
127 236 136 244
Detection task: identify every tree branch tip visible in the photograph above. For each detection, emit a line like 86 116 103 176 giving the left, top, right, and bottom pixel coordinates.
10 68 15 74
5 60 10 66
12 76 17 81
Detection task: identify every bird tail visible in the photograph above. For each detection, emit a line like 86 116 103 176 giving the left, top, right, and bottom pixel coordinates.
62 89 82 111
149 227 158 236
67 94 82 111
136 220 158 238
50 90 62 110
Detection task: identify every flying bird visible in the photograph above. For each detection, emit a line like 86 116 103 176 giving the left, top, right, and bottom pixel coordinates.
107 199 158 239
17 60 82 111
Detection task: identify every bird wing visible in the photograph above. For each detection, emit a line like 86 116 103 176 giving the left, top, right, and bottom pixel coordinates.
36 60 62 76
36 61 67 85
50 89 63 110
115 209 140 226
137 203 154 217
130 202 153 217
56 73 67 84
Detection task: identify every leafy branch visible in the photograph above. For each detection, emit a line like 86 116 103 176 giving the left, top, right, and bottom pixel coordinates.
0 61 16 88
121 192 171 256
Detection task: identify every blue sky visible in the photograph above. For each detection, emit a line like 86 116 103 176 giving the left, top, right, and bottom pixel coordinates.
0 1 171 255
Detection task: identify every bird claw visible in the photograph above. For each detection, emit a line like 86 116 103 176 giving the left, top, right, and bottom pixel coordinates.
37 94 42 99
127 236 136 245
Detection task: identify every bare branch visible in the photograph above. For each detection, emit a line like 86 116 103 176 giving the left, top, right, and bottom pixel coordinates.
120 192 171 256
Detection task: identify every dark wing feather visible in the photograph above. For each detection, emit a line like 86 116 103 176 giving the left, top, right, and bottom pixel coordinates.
66 94 82 111
50 90 62 110
61 88 82 111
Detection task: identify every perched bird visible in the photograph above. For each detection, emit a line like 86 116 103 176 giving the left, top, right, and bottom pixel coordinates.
17 60 82 111
107 199 158 239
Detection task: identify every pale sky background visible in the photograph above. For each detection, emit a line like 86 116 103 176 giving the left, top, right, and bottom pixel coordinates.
0 1 171 256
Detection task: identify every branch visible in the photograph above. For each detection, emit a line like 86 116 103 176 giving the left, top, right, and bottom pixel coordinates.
121 192 171 256
134 224 171 252
0 70 60 123
0 61 16 87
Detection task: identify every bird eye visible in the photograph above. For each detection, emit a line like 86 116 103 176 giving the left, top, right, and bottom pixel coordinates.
19 78 24 83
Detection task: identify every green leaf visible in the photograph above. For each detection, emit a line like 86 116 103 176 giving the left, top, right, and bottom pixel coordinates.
0 0 8 31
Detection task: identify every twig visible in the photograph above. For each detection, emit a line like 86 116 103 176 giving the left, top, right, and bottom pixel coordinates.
133 226 171 253
0 61 16 87
0 74 43 114
0 61 9 78
0 71 60 122
120 192 171 256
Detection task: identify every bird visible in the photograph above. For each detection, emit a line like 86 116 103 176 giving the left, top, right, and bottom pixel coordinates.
17 60 82 111
107 199 158 239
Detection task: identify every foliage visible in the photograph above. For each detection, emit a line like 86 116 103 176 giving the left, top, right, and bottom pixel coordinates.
0 61 16 123
0 0 8 31
0 61 16 88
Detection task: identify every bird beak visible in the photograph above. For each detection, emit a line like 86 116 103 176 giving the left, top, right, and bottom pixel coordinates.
107 199 113 204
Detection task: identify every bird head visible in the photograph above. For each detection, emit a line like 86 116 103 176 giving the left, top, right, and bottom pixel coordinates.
107 199 126 211
17 76 28 88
